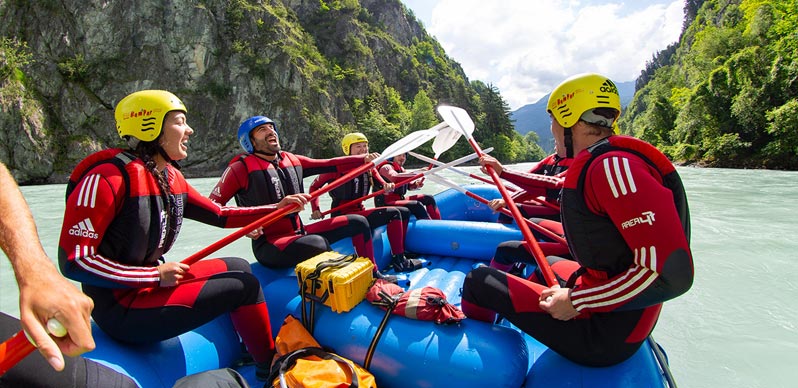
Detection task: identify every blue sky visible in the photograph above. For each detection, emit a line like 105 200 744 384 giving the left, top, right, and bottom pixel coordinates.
400 0 684 110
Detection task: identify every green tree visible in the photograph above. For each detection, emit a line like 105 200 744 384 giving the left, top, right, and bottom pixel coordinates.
408 90 437 131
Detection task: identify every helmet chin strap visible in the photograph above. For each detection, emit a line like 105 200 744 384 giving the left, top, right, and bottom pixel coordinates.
157 147 181 169
564 127 574 158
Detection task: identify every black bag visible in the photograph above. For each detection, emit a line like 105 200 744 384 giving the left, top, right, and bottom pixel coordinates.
172 368 250 388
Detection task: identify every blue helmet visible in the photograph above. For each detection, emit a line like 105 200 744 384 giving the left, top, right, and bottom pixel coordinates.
237 116 278 153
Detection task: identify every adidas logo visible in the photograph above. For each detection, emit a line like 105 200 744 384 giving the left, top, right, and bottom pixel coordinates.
600 79 618 95
69 218 99 239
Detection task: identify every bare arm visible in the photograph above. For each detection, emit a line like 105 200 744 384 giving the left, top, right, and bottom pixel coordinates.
0 163 95 371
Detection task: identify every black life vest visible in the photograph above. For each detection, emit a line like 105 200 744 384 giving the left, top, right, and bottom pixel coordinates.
229 151 305 233
329 171 372 210
561 136 690 278
66 148 185 266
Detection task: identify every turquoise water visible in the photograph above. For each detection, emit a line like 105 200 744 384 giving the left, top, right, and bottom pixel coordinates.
1 165 797 387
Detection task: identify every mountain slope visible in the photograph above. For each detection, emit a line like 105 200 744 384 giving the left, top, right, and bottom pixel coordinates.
0 0 482 183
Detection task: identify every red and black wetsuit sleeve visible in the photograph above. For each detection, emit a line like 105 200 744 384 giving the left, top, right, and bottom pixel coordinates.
294 154 366 177
569 152 694 313
371 167 387 186
378 163 422 188
498 169 563 199
183 182 281 228
58 163 161 289
308 172 337 212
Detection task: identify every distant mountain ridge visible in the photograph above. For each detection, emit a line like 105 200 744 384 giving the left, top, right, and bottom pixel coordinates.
510 80 635 152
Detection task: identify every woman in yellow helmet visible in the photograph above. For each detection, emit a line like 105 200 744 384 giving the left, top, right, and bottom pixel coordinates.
309 133 426 273
58 90 287 380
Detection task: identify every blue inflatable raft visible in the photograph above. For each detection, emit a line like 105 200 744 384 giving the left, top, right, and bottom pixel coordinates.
84 185 673 387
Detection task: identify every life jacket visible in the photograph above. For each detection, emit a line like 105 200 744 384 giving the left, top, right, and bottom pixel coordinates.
229 151 305 234
373 160 407 199
66 148 185 266
532 154 573 202
561 136 690 278
532 154 573 176
329 171 371 212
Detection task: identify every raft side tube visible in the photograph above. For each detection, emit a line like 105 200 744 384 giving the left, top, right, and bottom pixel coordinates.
405 219 523 260
85 315 241 388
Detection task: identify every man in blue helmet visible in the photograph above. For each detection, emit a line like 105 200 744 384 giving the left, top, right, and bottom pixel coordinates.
210 116 400 282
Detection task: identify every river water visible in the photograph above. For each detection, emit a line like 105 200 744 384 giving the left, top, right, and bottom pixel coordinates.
1 164 796 388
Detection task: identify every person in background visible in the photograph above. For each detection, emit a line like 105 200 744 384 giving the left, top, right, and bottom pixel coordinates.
0 162 136 387
461 73 694 366
482 146 572 273
209 117 400 282
488 146 572 223
58 90 278 380
309 133 424 272
374 152 441 220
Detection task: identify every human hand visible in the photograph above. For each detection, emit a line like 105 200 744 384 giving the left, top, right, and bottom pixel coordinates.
158 262 190 287
310 210 323 220
364 152 380 163
385 182 395 193
277 194 309 213
539 285 579 321
479 155 503 175
488 198 505 211
246 227 264 239
17 265 95 370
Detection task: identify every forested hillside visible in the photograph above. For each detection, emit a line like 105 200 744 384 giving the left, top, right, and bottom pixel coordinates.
623 0 798 169
0 0 540 184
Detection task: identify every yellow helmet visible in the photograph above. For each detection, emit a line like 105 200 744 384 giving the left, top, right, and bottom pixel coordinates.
341 132 368 155
115 90 187 142
546 73 621 129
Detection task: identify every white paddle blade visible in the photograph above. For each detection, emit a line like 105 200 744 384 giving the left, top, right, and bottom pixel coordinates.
377 128 437 164
431 125 462 159
437 105 475 138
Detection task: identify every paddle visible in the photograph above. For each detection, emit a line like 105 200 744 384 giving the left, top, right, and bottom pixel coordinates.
317 123 464 218
319 149 487 217
0 318 66 376
430 124 462 159
436 105 558 287
409 150 560 212
425 174 567 246
181 126 441 265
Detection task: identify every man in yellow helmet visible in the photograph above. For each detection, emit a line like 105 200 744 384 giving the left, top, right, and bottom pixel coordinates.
309 133 426 273
462 73 694 366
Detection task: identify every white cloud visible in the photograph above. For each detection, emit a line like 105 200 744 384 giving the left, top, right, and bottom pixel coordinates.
424 0 684 109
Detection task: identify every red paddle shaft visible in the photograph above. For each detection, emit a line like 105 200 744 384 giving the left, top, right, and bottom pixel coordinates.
466 137 558 287
460 190 567 246
0 318 66 376
465 170 560 212
181 161 375 265
0 331 34 375
319 170 422 217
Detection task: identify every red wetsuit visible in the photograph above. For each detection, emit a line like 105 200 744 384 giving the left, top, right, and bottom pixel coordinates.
374 160 441 220
309 169 410 258
58 149 276 363
209 151 375 268
462 136 694 366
